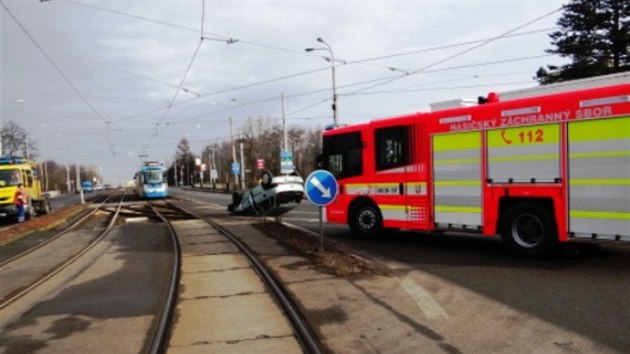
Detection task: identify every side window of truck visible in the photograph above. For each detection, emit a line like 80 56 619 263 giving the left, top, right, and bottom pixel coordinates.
375 125 409 171
323 132 363 179
25 169 34 187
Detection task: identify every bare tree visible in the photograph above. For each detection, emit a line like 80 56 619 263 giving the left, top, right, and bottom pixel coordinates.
192 119 323 189
1 121 38 158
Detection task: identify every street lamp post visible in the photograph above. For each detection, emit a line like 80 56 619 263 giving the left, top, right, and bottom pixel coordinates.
305 37 338 126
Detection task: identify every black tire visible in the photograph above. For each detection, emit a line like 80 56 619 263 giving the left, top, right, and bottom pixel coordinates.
349 201 383 239
500 201 558 258
35 199 51 215
232 192 242 205
260 169 273 189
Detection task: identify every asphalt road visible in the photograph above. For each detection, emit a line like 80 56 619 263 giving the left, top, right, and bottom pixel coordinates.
172 187 630 353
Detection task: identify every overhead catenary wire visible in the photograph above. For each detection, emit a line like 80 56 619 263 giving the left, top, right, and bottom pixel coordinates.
11 1 565 171
1 33 204 98
149 39 204 141
344 7 563 97
346 27 556 66
29 1 561 128
119 45 555 127
58 0 557 75
165 53 554 127
0 1 108 125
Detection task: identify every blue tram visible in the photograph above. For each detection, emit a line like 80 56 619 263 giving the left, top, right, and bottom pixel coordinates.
134 161 168 199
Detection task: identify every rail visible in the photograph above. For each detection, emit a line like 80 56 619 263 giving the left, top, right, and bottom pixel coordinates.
0 190 121 269
147 202 181 354
165 200 322 354
0 190 126 310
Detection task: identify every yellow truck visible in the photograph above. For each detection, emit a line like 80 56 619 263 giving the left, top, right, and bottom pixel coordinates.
0 156 51 220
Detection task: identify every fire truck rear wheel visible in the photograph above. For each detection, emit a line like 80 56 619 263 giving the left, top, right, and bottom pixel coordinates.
500 201 557 258
349 201 383 239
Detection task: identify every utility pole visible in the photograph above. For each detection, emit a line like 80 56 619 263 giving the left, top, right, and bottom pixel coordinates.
282 93 287 152
43 141 49 191
230 117 238 190
239 128 245 189
75 162 84 204
174 159 178 187
66 165 71 193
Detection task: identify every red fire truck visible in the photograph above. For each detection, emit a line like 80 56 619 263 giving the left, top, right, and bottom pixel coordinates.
320 73 629 257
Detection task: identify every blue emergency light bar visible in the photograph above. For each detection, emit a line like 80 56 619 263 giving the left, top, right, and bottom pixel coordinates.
0 156 30 165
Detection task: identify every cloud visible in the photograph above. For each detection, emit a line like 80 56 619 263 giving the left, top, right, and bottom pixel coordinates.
1 0 567 184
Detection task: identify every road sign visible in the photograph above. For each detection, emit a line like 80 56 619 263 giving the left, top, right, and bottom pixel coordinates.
231 162 240 175
257 159 265 169
280 150 295 174
305 170 338 206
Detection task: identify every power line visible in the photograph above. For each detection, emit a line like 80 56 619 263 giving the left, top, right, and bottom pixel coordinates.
29 1 563 144
33 2 560 128
2 33 204 97
345 7 562 96
346 27 556 66
153 39 204 132
161 53 553 128
1 0 108 124
345 81 535 96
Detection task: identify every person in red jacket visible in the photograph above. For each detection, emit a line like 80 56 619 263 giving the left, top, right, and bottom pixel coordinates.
14 183 26 223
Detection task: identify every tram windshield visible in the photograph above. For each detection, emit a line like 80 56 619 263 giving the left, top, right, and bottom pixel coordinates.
144 168 164 184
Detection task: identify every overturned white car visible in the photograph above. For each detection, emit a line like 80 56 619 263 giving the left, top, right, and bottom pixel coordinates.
228 170 304 216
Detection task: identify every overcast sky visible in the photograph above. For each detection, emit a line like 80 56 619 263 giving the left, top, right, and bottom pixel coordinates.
1 0 567 185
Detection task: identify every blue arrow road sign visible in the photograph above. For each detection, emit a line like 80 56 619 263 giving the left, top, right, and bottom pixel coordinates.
305 170 338 206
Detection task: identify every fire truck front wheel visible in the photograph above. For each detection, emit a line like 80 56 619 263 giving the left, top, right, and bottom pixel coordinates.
349 201 383 239
500 201 557 258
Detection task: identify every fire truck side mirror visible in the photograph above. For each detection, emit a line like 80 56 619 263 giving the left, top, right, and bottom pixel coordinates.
315 155 324 169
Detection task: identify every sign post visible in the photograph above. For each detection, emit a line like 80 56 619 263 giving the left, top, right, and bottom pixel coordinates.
304 170 338 252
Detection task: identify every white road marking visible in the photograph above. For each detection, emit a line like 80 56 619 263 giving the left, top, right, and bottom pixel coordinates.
396 275 449 319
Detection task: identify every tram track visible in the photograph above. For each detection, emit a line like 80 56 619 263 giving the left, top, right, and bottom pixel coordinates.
0 196 182 354
0 192 119 269
0 196 321 353
146 201 181 354
164 200 322 354
0 190 126 310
